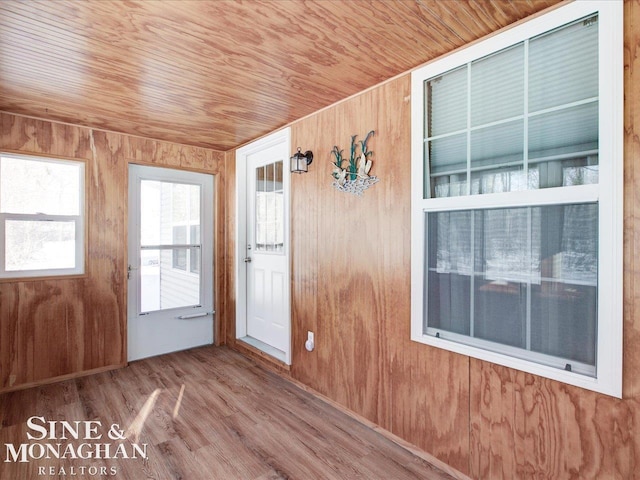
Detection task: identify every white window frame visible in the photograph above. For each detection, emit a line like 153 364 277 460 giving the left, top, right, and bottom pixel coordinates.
0 153 85 279
410 1 623 397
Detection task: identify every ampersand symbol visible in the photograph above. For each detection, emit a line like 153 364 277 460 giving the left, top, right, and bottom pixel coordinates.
108 424 126 440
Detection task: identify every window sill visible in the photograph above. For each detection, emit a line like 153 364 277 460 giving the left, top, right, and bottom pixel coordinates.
0 273 88 283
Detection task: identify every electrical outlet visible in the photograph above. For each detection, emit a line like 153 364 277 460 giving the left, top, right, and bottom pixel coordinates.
305 331 315 352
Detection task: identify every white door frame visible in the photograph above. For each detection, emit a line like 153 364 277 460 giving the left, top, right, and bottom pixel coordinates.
235 128 291 364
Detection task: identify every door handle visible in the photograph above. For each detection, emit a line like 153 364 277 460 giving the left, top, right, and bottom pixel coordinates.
177 311 215 320
244 257 252 263
127 264 138 280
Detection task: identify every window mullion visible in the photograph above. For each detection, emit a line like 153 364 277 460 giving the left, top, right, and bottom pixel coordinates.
524 39 529 187
142 244 200 250
424 82 431 199
417 183 599 213
470 211 475 338
0 213 5 276
466 62 471 196
467 60 473 338
524 39 532 352
2 212 80 222
526 206 532 351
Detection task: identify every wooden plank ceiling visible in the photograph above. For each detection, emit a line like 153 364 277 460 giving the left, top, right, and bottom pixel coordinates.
0 0 560 151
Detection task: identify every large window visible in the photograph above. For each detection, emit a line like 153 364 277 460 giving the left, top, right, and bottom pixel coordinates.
411 1 623 397
0 153 85 279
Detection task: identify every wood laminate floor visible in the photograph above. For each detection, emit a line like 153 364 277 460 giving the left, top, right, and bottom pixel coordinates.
0 346 455 480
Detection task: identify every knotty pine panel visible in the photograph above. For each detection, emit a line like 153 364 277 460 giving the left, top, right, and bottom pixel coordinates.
0 112 226 393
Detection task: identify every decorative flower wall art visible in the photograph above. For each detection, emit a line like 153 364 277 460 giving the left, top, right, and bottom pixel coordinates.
330 130 379 196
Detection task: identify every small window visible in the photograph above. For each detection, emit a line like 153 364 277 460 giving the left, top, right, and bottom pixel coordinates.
0 153 85 279
411 1 622 397
255 161 284 252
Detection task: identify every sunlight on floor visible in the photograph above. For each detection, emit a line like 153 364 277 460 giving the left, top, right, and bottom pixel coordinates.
173 384 185 419
126 388 161 443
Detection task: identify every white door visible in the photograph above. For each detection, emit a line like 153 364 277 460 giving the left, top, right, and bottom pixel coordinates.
127 165 214 361
236 129 291 364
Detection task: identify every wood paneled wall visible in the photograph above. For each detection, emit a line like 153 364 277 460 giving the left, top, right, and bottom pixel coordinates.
286 72 470 475
2 0 638 477
227 1 640 478
224 76 471 470
0 113 227 393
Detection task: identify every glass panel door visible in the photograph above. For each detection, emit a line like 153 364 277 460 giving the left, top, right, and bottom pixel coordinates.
127 164 214 362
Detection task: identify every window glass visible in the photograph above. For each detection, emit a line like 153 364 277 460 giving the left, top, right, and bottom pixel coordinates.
470 44 524 126
528 16 598 112
140 180 200 247
470 120 525 194
5 220 76 271
426 210 472 335
424 16 599 199
141 249 200 312
0 156 80 215
528 102 599 185
190 187 200 223
255 160 284 252
426 203 598 371
172 226 187 270
426 66 467 137
139 178 202 313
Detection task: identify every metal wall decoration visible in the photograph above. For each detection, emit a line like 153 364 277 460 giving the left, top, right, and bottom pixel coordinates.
330 130 379 196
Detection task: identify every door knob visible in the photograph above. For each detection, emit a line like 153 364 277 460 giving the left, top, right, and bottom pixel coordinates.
244 257 252 263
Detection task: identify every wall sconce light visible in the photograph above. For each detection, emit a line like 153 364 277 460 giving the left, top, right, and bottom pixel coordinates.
290 147 313 174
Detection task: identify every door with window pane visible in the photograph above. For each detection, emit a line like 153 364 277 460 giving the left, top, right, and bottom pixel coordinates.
127 165 214 361
245 145 289 354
